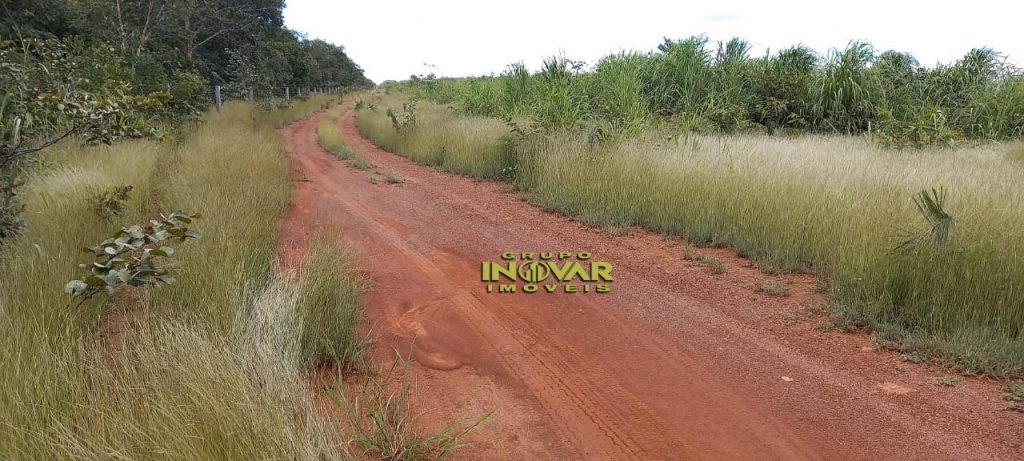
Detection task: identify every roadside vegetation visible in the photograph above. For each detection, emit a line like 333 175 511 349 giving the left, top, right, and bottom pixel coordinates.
356 100 512 179
2 101 324 458
318 114 358 160
1 95 475 459
357 36 1024 377
317 110 379 171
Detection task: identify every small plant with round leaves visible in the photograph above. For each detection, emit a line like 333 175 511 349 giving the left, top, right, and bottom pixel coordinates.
64 211 201 305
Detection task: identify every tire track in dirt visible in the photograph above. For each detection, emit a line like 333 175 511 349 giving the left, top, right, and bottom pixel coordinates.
278 110 1023 460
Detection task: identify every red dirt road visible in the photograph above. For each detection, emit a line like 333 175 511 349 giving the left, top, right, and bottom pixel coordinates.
278 110 1023 460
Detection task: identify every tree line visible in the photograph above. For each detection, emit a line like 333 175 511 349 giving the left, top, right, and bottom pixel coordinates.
3 0 373 107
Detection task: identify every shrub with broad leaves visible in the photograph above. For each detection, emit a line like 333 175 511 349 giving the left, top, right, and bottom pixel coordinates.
65 211 201 304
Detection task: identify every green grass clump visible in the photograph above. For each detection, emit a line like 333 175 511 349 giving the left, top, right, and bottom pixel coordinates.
699 254 725 274
755 278 790 296
814 322 836 333
682 246 724 274
80 281 349 459
327 356 489 460
316 112 379 171
1003 383 1024 411
296 234 366 370
348 158 373 170
147 102 293 332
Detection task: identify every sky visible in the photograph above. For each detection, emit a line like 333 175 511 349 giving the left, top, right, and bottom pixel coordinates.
284 0 1024 84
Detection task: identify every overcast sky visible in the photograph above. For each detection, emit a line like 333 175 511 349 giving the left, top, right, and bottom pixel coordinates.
284 0 1024 84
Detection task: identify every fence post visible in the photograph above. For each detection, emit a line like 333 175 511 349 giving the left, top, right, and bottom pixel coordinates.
247 88 254 101
285 87 290 99
214 85 222 112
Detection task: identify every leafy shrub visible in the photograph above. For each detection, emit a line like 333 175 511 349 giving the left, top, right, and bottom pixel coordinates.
64 211 201 304
1 38 167 242
167 71 210 117
386 101 418 132
90 184 133 220
874 105 961 148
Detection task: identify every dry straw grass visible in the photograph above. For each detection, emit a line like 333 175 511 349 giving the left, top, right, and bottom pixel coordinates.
359 97 1024 376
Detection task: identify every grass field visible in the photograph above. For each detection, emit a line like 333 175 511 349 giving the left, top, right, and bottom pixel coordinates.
357 94 1024 377
0 96 385 459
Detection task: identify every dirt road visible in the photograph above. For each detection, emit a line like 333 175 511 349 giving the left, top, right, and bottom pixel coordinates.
278 110 1022 460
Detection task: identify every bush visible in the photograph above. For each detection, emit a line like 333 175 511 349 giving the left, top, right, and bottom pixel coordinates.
168 71 210 117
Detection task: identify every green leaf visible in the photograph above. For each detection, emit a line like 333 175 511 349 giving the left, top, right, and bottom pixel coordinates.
148 246 174 257
64 280 86 294
127 225 145 239
84 275 105 287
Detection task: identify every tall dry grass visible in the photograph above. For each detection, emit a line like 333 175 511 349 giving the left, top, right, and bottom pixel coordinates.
358 98 1024 376
0 101 361 458
518 133 1024 375
0 139 161 458
296 233 367 370
356 94 512 179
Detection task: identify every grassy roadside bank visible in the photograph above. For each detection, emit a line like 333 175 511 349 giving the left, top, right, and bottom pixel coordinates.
0 95 393 459
356 93 1024 377
356 98 512 179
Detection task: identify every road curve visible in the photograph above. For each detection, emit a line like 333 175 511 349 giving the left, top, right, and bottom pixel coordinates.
277 110 1022 460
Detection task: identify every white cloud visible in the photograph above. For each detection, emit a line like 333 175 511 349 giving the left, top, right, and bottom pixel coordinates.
284 0 1024 83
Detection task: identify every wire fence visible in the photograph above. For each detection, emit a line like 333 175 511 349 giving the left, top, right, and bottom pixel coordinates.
209 85 345 112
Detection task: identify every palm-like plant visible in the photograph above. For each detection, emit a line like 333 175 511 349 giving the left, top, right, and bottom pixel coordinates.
895 187 955 252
